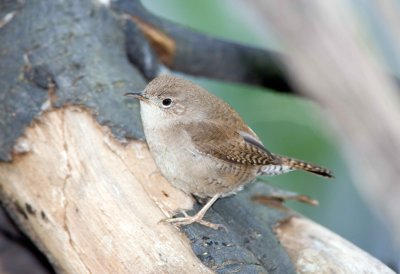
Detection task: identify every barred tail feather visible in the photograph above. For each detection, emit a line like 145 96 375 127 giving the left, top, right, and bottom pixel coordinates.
260 164 293 176
277 155 333 178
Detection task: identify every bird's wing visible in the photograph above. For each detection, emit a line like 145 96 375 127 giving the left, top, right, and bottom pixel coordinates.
183 121 278 166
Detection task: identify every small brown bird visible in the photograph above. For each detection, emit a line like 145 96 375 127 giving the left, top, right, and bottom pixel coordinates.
125 75 332 229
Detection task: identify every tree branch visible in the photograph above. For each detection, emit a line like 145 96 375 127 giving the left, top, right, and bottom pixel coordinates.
111 0 294 93
0 0 394 273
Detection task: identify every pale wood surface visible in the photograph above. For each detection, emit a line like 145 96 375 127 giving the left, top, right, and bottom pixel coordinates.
0 107 394 273
0 107 207 274
276 217 394 274
0 0 397 272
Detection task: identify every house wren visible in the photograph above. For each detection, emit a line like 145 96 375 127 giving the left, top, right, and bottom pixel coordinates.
125 75 332 229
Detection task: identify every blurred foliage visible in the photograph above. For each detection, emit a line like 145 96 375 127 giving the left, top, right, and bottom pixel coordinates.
143 0 397 267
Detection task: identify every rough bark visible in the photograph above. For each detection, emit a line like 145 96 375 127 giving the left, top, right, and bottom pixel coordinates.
0 107 393 273
0 0 395 273
0 107 206 273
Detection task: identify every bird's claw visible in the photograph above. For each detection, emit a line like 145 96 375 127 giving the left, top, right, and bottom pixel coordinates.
160 215 225 230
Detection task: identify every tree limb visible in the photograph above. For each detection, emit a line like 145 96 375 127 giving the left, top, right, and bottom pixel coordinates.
0 0 394 273
111 0 293 93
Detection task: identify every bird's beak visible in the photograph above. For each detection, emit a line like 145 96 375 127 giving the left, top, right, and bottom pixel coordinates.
124 91 147 101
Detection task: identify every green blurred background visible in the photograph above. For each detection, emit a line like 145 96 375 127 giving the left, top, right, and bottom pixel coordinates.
142 0 398 269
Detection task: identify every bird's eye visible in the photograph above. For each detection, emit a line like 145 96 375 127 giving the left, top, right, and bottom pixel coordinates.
162 98 172 107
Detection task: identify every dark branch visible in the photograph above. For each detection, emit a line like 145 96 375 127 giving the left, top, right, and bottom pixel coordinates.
0 206 55 274
112 0 294 93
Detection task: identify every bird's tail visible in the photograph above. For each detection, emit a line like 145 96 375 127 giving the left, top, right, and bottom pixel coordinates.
275 155 333 178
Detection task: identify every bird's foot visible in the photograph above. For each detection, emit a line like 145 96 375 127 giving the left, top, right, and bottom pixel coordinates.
161 213 224 230
159 193 224 230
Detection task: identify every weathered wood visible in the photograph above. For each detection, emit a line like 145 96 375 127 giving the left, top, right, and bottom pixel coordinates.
276 217 394 273
0 107 208 273
0 0 395 273
0 107 394 273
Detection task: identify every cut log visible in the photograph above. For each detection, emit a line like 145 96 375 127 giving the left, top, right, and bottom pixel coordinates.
0 0 395 273
0 107 393 273
0 107 205 273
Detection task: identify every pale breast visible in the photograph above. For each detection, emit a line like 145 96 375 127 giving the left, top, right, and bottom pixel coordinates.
140 102 259 197
144 125 258 197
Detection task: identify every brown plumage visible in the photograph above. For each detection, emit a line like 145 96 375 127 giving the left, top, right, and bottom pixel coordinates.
186 121 332 178
275 155 333 178
125 75 333 229
185 121 276 166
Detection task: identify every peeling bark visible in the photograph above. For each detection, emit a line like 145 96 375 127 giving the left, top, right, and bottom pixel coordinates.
0 0 395 273
0 107 202 273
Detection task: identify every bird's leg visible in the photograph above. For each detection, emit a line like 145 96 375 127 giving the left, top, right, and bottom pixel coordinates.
162 194 223 230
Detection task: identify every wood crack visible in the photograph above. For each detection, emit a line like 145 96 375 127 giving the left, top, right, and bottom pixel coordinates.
102 138 161 211
60 109 92 274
